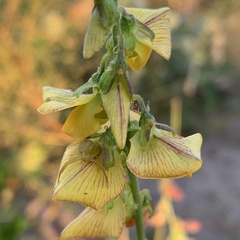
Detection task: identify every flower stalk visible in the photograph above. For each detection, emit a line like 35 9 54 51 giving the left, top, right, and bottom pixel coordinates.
38 0 203 239
127 168 146 240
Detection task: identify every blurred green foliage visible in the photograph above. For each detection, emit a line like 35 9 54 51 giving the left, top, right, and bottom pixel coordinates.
0 0 240 239
0 208 28 240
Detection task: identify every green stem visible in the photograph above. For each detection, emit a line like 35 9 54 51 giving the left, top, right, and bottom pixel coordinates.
127 168 146 240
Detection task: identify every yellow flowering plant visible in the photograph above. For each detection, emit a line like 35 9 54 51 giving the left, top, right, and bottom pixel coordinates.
38 0 203 239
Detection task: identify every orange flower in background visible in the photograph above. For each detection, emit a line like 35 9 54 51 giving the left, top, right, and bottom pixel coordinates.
161 180 185 202
184 219 202 234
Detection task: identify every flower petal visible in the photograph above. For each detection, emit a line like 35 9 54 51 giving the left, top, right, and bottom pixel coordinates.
83 7 108 59
53 142 127 209
102 75 131 149
42 86 75 102
61 198 125 239
125 39 152 71
37 86 97 114
62 94 106 141
126 7 171 60
127 130 202 178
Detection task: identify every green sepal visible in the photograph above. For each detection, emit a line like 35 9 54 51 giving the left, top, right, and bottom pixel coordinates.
119 7 135 33
119 150 127 166
121 186 153 227
105 36 114 53
135 18 155 42
98 52 113 77
78 138 101 158
120 7 136 53
99 57 121 94
121 185 137 224
131 95 147 114
73 79 97 97
138 125 152 148
103 199 114 211
155 123 175 135
138 111 155 148
123 33 136 57
128 120 139 133
140 189 153 218
99 128 117 170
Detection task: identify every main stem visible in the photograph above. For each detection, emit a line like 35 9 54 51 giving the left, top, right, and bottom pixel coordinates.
127 168 146 240
111 2 145 239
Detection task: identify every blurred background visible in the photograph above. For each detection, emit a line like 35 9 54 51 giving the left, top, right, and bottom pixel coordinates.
0 0 240 239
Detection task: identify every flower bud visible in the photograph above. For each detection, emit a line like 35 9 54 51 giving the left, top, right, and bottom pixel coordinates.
99 57 121 93
138 111 155 147
99 128 117 169
120 8 136 54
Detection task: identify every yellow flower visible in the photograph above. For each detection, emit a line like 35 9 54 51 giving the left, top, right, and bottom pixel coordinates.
127 127 202 178
38 86 107 142
53 140 127 210
61 198 125 239
124 7 171 71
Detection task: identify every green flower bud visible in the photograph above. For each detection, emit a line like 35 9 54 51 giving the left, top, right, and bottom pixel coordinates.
101 144 115 169
138 111 155 147
123 33 136 55
120 7 136 54
78 138 101 158
121 185 137 227
122 186 153 227
119 7 135 32
140 189 153 218
99 128 117 170
99 57 121 94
